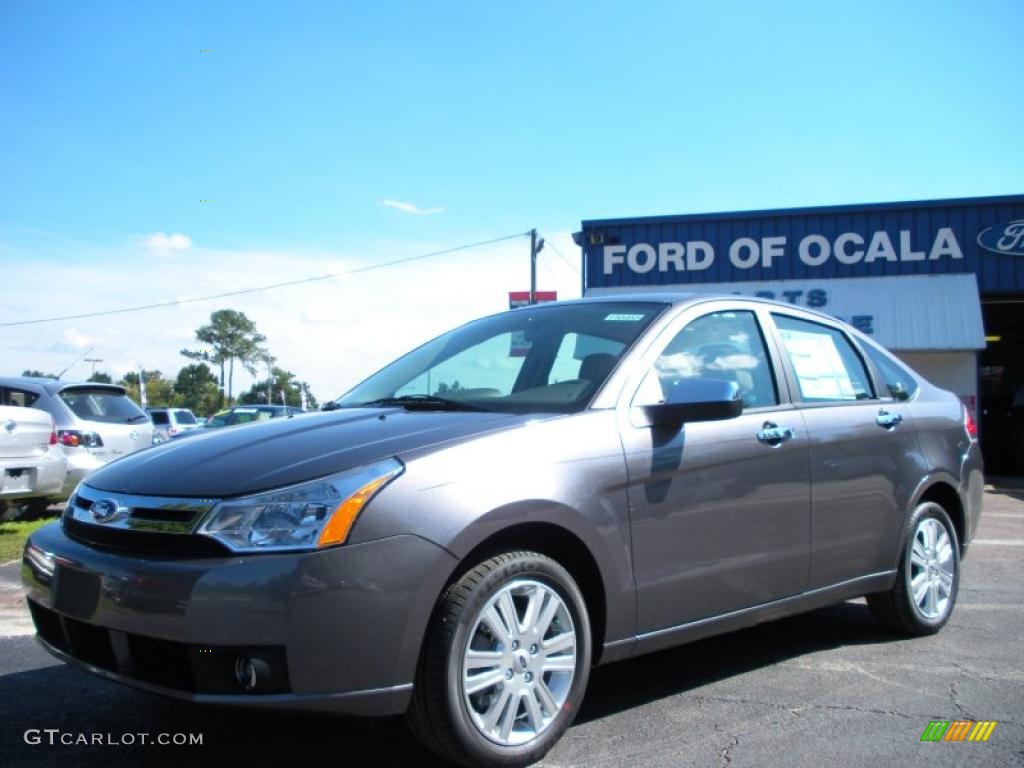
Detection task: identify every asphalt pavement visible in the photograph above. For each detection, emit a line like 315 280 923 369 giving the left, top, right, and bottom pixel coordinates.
0 485 1021 768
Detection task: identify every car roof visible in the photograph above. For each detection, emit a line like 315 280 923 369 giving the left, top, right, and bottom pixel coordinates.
0 377 127 395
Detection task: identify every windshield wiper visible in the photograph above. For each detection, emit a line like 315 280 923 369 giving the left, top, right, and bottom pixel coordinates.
126 414 150 423
355 395 491 412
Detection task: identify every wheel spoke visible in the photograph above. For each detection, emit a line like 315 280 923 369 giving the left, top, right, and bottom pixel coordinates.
543 654 576 673
520 586 542 633
465 668 507 695
543 631 575 655
535 592 560 637
482 605 513 643
937 570 954 595
911 573 929 606
534 678 558 716
926 582 939 616
497 692 520 742
465 649 503 670
482 686 513 733
911 539 928 565
496 591 521 636
523 688 544 732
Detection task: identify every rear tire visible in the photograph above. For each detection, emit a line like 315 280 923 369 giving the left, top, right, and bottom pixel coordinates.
407 551 591 768
868 501 960 635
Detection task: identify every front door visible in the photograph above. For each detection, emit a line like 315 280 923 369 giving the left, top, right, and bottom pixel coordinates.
619 305 811 635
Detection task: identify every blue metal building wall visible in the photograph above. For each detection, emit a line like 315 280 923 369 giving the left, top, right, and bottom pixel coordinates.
581 195 1024 294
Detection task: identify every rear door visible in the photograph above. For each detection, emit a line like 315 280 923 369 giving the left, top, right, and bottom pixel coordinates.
619 302 810 634
767 312 918 589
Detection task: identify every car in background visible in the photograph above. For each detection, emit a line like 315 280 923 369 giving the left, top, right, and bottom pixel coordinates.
0 405 66 519
0 378 155 497
146 407 201 441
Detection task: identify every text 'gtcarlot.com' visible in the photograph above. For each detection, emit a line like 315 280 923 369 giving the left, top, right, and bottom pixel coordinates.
24 730 203 746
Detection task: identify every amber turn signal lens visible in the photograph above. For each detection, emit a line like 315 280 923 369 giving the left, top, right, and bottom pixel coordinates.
317 470 401 547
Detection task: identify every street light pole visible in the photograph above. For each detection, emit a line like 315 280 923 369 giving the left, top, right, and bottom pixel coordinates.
530 229 537 305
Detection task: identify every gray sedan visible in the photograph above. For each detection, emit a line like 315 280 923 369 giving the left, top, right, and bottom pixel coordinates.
22 295 983 767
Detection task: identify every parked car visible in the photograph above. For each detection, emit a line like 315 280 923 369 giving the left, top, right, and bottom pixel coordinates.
0 405 66 519
0 378 154 498
146 407 201 441
23 296 982 768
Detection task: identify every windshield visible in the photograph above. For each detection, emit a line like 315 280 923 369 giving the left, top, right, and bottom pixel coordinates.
172 409 197 424
336 302 666 414
60 387 147 424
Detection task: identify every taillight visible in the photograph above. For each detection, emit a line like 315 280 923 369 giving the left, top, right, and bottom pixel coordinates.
49 418 57 446
963 405 978 440
57 430 104 448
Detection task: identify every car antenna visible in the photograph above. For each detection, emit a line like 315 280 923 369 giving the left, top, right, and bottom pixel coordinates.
55 347 94 380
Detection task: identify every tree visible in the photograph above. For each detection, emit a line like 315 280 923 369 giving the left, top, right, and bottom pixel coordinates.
88 371 113 384
171 363 221 417
22 369 57 379
181 309 270 405
237 366 318 409
120 370 174 407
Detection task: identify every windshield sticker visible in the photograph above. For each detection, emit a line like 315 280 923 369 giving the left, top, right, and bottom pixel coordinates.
604 313 645 322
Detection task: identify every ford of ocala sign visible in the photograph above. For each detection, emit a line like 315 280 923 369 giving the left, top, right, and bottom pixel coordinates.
602 228 963 275
977 220 1024 255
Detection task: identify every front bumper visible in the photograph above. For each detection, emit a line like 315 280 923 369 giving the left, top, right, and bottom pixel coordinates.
22 521 457 715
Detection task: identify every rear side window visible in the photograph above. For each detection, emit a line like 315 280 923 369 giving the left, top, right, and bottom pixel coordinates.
1 388 39 407
773 314 874 402
59 388 147 424
862 344 918 401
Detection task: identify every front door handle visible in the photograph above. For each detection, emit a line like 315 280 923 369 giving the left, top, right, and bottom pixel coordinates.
757 422 796 446
876 410 904 429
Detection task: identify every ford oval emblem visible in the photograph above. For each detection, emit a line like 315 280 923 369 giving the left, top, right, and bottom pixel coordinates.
3 419 14 434
977 219 1024 255
90 499 122 523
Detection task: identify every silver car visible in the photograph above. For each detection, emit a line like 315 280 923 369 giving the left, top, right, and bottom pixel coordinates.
0 404 66 518
23 296 983 767
1 378 154 498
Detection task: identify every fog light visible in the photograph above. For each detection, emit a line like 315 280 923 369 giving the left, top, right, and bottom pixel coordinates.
234 655 271 692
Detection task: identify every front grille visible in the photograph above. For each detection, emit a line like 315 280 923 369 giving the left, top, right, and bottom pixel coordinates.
63 515 231 557
29 601 290 695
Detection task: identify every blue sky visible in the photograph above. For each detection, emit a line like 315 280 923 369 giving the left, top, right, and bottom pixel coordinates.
1 1 1022 397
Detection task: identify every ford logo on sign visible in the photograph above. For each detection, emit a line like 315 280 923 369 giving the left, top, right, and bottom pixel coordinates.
977 219 1024 255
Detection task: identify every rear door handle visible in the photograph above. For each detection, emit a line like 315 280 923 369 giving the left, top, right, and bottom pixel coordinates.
757 422 796 446
876 410 904 429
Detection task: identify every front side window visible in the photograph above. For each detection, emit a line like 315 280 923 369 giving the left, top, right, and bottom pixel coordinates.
633 310 778 409
337 302 666 414
1 388 39 407
773 314 874 402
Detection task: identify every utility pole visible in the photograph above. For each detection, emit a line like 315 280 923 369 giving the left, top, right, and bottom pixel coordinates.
84 358 103 376
529 229 545 305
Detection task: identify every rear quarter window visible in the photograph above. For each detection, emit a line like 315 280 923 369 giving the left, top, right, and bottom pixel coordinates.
862 344 919 401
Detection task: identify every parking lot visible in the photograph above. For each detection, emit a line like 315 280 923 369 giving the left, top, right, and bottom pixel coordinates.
0 484 1021 768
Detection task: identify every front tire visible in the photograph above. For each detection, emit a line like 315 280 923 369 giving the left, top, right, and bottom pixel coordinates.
868 501 960 635
407 551 591 768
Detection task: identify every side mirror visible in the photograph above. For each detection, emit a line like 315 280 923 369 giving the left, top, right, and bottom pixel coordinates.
639 378 743 428
321 401 341 412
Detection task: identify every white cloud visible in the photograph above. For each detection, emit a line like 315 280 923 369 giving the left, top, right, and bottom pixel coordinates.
143 231 192 254
378 199 444 215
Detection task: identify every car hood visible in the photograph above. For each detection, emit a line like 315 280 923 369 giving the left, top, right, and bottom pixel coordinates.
84 408 536 497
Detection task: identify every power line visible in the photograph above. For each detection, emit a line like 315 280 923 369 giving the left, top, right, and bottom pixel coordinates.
544 237 581 275
0 231 531 328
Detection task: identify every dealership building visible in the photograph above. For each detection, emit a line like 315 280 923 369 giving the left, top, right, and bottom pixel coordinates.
578 194 1024 473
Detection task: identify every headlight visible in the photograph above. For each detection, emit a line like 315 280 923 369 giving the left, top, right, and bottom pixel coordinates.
197 458 404 553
